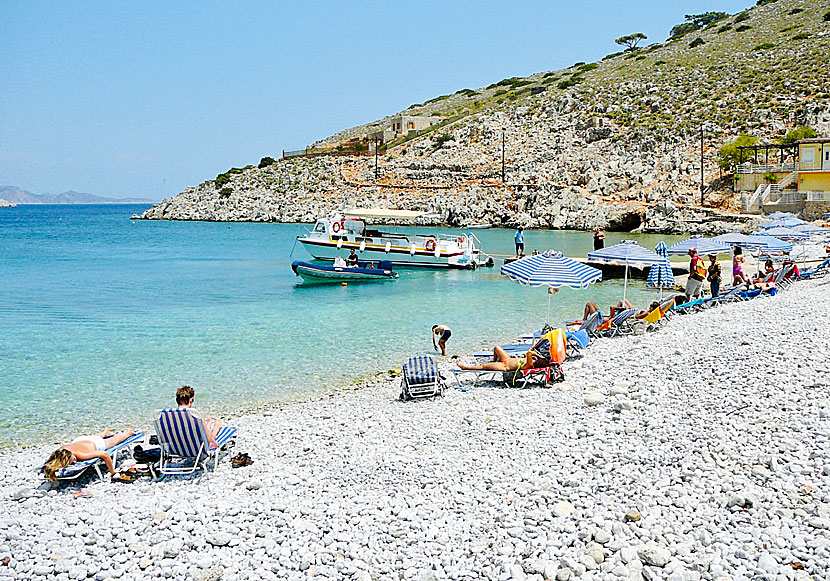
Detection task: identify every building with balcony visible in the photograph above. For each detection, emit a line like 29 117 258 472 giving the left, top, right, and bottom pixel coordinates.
736 137 830 218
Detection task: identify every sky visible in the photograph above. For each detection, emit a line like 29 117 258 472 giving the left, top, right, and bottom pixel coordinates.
1 0 752 201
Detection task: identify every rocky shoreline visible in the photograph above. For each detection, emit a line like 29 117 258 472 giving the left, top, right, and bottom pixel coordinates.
2 276 829 580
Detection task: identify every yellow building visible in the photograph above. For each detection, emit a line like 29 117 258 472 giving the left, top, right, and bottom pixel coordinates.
737 137 830 217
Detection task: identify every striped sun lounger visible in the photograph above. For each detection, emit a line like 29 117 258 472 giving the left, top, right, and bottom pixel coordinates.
400 355 442 400
154 409 237 476
50 432 145 482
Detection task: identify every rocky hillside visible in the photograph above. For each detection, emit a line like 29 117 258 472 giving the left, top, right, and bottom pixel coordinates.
141 0 830 233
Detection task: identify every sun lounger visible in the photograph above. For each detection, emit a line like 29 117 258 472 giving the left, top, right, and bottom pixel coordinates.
400 355 442 400
49 432 145 482
599 308 636 337
154 409 237 476
801 258 829 279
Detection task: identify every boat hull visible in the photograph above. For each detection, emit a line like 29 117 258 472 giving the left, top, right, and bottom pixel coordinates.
298 239 482 269
291 261 398 283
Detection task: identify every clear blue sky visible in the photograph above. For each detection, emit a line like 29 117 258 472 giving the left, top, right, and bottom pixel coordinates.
1 1 751 201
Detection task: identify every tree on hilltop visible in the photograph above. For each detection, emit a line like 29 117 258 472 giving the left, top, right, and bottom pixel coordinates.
670 12 728 38
615 33 647 50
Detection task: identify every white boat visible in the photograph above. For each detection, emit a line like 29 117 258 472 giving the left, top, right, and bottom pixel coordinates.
297 208 494 269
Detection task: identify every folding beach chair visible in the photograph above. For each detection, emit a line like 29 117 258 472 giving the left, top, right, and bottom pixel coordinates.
400 355 442 400
154 409 237 476
801 258 829 279
503 329 566 388
48 432 144 482
600 309 637 337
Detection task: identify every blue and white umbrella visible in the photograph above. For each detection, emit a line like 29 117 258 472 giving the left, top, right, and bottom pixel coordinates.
713 232 792 251
753 226 809 241
760 217 807 229
647 241 675 299
792 223 829 235
502 250 602 323
766 211 795 220
587 240 662 302
666 235 732 256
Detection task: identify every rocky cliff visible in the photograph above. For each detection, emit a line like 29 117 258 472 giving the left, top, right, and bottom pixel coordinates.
141 0 830 233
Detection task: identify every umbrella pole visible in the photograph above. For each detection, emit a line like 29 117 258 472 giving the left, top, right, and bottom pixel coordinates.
623 258 629 303
547 288 551 326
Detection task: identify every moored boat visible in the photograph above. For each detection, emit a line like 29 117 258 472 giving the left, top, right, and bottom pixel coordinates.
291 260 398 284
296 208 494 269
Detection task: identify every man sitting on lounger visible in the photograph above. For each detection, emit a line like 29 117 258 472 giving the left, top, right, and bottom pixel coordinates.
42 428 136 482
176 386 222 449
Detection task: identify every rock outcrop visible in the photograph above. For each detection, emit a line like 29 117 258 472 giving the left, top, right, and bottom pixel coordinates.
141 0 829 233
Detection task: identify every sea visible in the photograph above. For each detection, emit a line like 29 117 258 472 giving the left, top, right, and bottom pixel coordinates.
0 204 685 447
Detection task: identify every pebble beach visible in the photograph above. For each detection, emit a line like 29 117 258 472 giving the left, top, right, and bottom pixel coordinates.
2 276 829 581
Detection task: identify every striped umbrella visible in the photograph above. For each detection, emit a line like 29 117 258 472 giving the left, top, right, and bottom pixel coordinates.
647 241 675 300
753 227 809 241
792 223 829 235
760 216 807 229
501 250 602 323
766 211 795 220
713 232 792 251
588 240 662 302
666 235 732 256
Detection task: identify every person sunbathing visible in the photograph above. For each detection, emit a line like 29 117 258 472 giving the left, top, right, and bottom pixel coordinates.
42 428 136 482
635 301 660 320
581 299 632 322
457 340 550 372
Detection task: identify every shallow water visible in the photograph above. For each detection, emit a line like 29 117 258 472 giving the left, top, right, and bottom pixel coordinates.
0 205 684 445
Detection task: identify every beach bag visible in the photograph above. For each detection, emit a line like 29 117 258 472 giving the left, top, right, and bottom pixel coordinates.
132 445 161 464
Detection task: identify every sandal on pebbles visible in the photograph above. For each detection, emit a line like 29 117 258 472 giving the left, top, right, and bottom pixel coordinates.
231 453 253 468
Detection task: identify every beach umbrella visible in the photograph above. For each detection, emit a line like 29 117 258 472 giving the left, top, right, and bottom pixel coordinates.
587 240 662 302
753 227 809 241
501 250 602 324
713 232 791 251
766 211 795 220
792 223 829 235
646 241 675 300
760 217 807 229
666 235 732 256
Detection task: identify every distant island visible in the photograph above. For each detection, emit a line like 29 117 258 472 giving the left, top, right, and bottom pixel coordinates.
0 185 154 205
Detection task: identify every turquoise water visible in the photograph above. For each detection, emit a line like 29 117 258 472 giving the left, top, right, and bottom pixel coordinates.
0 205 684 445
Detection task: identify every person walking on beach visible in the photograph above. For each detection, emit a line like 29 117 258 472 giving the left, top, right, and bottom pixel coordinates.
593 226 606 250
176 386 222 449
685 247 706 303
432 324 452 356
514 227 525 257
707 254 722 298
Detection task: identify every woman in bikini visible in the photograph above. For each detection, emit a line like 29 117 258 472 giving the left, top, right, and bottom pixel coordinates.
457 340 550 372
42 428 135 482
732 246 748 285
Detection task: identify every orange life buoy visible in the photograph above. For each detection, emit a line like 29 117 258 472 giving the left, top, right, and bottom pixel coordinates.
425 238 436 252
456 237 463 244
331 222 340 233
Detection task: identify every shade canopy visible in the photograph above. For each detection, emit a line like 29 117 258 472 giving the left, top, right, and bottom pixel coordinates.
587 240 662 266
343 208 425 220
647 242 675 290
792 223 829 235
501 250 603 288
753 227 809 241
666 235 732 256
760 217 807 229
713 232 792 252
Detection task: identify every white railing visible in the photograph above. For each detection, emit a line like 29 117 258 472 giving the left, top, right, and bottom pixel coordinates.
774 192 803 205
805 191 830 202
736 162 797 174
777 172 798 188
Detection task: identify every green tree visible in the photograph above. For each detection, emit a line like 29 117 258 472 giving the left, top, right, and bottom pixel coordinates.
780 126 817 144
717 134 756 171
615 33 647 50
670 12 728 37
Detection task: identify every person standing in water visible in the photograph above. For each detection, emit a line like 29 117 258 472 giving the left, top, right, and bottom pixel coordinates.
514 227 525 257
593 226 606 250
432 324 452 356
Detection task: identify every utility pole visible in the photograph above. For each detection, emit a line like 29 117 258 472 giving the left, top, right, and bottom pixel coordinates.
700 125 704 206
501 132 505 183
374 138 379 181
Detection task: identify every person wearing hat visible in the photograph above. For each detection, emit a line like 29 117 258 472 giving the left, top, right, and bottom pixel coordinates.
707 254 722 298
685 247 706 303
